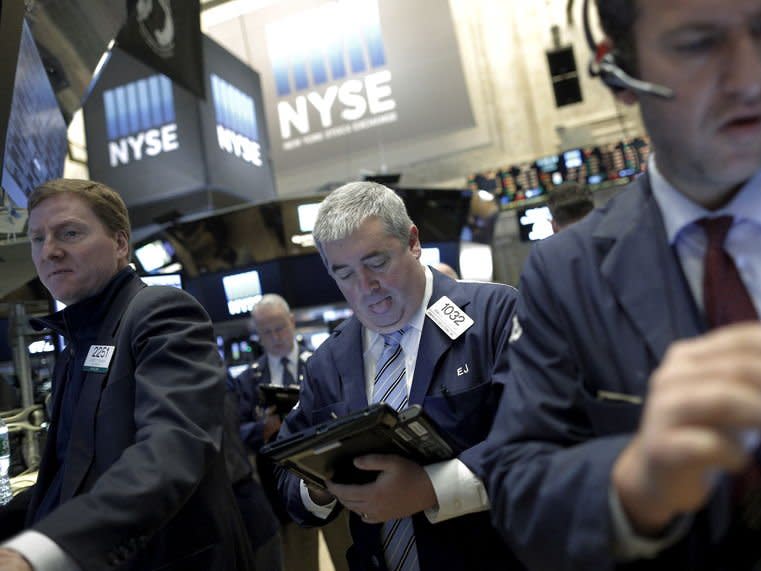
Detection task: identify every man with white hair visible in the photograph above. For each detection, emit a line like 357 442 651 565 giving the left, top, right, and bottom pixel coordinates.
274 182 522 571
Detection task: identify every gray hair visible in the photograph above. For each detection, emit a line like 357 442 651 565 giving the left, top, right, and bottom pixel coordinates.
312 182 413 248
250 293 291 327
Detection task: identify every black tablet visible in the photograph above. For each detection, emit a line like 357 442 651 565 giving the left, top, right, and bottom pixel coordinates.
260 403 454 489
258 384 300 417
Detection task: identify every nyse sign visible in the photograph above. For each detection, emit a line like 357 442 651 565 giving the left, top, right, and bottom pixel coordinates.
278 70 396 143
103 75 180 167
109 124 178 167
211 74 263 167
267 0 398 151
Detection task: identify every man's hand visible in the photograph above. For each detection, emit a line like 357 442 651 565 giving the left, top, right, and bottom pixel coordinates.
262 406 282 443
326 454 437 523
613 323 761 535
0 549 32 571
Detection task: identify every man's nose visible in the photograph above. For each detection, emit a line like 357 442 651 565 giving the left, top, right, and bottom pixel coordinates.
723 31 761 101
357 268 379 294
40 237 63 260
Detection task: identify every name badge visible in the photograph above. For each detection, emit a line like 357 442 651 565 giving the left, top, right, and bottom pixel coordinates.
426 296 474 340
83 345 115 373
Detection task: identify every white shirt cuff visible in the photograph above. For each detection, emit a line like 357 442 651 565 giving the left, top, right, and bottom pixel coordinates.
422 459 489 523
299 479 337 519
3 530 80 571
609 485 691 559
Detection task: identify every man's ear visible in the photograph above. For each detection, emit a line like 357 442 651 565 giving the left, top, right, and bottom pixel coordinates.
115 231 130 263
408 225 421 258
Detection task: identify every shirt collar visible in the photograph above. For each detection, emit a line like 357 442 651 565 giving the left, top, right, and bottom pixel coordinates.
650 154 761 244
266 342 300 370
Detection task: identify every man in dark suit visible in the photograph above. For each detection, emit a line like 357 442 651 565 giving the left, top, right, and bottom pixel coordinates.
230 294 351 571
232 295 312 454
274 181 522 571
0 179 255 571
484 1 761 569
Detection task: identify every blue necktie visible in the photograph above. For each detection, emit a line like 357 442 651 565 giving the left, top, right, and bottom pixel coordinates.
371 327 419 571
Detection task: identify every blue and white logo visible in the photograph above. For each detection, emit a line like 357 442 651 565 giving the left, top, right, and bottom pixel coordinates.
210 74 263 166
266 0 397 146
267 0 386 97
103 74 179 167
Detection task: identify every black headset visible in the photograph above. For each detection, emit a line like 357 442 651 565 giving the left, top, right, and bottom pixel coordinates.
582 0 674 99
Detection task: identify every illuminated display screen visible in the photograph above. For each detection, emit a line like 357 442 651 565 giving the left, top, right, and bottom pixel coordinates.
134 239 174 272
140 273 183 289
517 206 554 242
297 203 320 233
222 270 262 316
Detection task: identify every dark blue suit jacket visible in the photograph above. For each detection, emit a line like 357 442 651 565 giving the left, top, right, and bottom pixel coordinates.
10 270 254 571
229 345 310 454
484 175 746 570
276 269 522 571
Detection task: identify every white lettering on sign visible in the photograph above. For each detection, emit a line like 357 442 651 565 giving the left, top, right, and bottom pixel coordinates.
108 123 179 167
277 70 396 140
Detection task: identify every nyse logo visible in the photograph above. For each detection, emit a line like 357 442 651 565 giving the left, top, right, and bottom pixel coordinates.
210 74 262 166
103 75 179 167
266 0 397 142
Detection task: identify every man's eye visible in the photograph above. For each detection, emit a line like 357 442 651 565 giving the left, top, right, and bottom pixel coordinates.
368 258 388 269
336 271 353 280
671 34 720 54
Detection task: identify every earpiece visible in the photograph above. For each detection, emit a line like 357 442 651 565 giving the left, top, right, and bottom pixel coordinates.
582 0 675 99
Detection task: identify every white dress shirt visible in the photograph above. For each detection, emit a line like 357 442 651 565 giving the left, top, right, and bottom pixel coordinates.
301 266 490 522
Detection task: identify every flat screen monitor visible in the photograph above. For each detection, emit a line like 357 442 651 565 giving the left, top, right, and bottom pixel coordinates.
534 155 563 193
134 239 175 273
562 149 583 169
394 188 471 243
140 273 183 289
222 269 262 316
517 206 554 242
1 19 67 212
297 203 320 233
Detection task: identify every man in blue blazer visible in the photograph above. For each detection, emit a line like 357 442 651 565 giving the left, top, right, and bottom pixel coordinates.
231 295 312 455
485 0 761 569
274 181 522 571
229 294 352 571
0 179 254 571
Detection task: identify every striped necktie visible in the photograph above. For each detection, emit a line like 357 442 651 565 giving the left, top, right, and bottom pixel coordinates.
371 327 419 571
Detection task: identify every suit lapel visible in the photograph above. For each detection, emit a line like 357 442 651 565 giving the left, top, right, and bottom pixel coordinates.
597 176 704 363
409 274 470 404
60 276 145 500
332 317 369 411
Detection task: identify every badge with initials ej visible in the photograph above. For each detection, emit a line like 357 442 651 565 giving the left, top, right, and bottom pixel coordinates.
426 296 474 340
83 345 115 373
